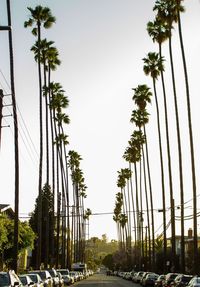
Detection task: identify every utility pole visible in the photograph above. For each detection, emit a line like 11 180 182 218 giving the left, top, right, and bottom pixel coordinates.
0 90 3 147
0 0 19 272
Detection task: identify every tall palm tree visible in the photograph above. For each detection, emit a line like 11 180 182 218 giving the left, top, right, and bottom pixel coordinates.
154 0 197 272
130 109 152 269
24 5 56 268
31 39 58 267
131 83 156 268
147 17 176 267
143 51 167 271
113 192 123 248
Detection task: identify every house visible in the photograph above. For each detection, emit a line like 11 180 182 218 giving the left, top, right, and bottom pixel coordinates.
0 204 15 219
167 228 200 256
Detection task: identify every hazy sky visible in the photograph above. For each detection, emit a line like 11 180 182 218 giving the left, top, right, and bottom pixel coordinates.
1 0 200 241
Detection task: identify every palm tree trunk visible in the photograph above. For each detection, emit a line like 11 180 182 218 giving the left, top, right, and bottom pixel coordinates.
142 146 151 270
178 12 197 272
153 78 167 272
129 163 137 249
159 42 176 268
143 125 155 269
168 28 185 272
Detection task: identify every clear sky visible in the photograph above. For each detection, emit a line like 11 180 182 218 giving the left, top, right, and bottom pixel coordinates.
0 0 200 241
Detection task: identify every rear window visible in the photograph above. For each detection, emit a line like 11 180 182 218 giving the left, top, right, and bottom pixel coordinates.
0 274 10 287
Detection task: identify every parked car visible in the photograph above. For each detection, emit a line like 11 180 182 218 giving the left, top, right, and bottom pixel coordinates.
28 271 53 287
124 272 132 280
172 275 194 287
134 271 145 283
155 275 165 287
28 274 44 287
187 277 200 287
142 273 159 287
46 270 59 287
69 272 78 282
0 270 22 287
56 270 72 286
141 272 154 285
163 273 180 287
18 275 34 287
55 273 64 287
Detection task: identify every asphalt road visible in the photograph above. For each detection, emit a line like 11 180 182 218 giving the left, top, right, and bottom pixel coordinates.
74 272 136 286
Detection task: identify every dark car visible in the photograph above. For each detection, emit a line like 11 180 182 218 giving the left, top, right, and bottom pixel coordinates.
163 273 180 287
172 275 193 287
155 275 166 287
0 271 22 287
141 272 155 286
143 273 159 287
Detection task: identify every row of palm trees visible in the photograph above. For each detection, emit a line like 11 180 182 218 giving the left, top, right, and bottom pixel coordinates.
24 5 91 269
113 0 198 274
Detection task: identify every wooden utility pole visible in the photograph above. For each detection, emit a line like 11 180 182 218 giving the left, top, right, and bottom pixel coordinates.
0 90 3 147
0 0 19 272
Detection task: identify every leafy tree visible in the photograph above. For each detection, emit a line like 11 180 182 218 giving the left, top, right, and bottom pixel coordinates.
29 184 54 268
0 215 35 267
102 254 114 270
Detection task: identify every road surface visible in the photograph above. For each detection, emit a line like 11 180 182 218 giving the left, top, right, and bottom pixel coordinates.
74 272 135 286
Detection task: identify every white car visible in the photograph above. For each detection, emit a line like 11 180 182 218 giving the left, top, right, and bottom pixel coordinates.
187 277 200 287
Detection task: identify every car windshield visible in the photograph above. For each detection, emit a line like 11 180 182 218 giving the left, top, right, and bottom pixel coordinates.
183 277 193 282
33 272 45 280
28 275 37 283
170 275 178 279
59 270 69 276
19 277 27 285
48 271 55 278
0 274 10 287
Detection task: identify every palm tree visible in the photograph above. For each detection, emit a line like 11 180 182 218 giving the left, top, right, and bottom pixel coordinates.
113 192 123 248
143 51 167 271
24 5 56 268
31 39 59 266
147 17 176 268
132 84 152 110
130 108 152 269
131 83 157 268
154 0 197 272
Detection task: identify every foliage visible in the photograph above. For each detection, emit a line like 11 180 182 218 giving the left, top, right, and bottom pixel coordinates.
0 215 35 265
102 254 114 270
85 235 118 269
29 183 54 266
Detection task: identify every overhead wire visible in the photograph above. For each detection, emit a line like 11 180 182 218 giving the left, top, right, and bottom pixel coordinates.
0 68 39 166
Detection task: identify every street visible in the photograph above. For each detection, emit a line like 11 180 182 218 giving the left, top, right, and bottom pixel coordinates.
74 272 135 286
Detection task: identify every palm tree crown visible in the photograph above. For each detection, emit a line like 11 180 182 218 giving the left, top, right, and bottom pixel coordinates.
24 6 56 36
143 52 165 80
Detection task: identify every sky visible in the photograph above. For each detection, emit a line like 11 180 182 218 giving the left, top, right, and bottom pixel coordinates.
0 0 200 241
